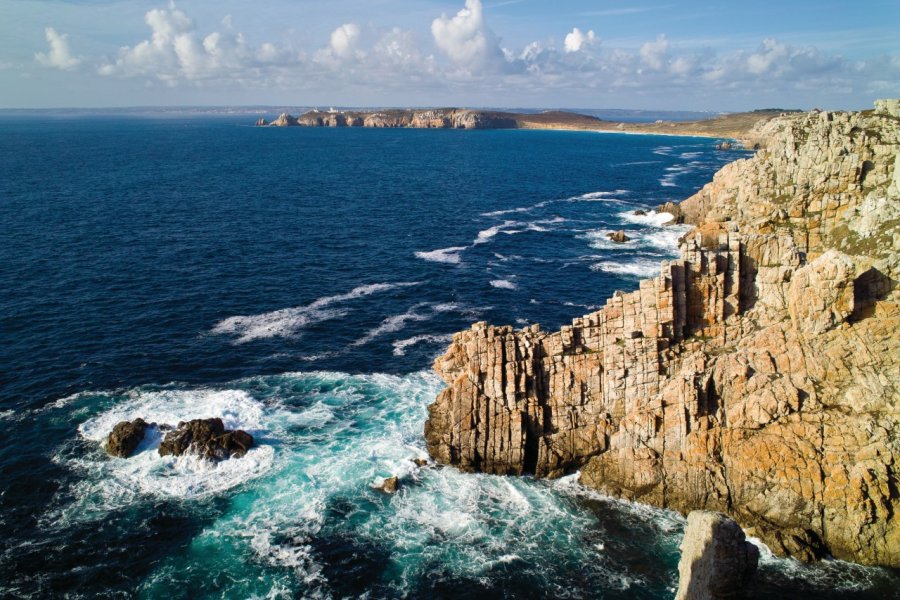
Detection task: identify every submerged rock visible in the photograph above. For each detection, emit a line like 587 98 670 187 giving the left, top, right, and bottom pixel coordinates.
675 511 758 600
158 418 254 461
106 418 150 458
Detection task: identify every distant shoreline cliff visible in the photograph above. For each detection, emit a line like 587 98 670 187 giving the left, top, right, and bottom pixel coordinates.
255 107 788 139
424 99 900 568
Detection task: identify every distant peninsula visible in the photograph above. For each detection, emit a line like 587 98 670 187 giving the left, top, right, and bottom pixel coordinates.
255 108 791 140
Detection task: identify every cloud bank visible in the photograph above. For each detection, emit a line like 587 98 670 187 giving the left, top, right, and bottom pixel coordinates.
32 0 897 107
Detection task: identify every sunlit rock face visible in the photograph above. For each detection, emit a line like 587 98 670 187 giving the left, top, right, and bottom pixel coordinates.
425 101 900 567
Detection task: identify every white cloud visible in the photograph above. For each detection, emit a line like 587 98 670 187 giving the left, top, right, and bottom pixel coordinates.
329 23 362 60
35 27 81 70
639 34 668 70
98 3 292 84
564 27 597 53
431 0 505 70
747 38 788 74
82 2 899 108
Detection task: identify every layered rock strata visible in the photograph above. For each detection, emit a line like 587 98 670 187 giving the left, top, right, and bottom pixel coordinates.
424 101 900 567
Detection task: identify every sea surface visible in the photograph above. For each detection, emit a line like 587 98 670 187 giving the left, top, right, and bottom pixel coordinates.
1 116 898 599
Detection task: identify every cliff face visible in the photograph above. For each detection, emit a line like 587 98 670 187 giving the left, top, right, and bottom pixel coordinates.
424 102 900 567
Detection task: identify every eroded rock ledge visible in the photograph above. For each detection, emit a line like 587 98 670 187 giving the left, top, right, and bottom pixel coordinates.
424 100 900 567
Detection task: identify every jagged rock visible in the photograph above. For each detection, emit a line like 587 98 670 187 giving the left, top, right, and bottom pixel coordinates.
788 250 856 335
633 209 647 216
158 418 254 461
607 230 631 243
715 141 733 151
424 100 900 568
374 476 399 493
254 117 268 127
411 458 429 467
106 418 149 458
270 113 298 127
675 511 759 600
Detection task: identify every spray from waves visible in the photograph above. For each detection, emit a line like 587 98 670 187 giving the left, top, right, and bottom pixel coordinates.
392 333 454 356
210 282 421 343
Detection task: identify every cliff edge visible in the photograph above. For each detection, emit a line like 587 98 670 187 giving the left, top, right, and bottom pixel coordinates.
424 100 900 567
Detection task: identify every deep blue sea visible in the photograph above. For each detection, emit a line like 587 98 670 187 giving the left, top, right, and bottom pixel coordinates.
1 116 898 599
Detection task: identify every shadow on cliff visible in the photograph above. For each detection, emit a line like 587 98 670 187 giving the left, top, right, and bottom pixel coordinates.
850 267 896 321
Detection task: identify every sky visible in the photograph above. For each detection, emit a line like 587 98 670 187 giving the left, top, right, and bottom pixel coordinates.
1 0 898 111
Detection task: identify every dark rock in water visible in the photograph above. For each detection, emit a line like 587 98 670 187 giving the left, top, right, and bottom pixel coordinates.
411 458 429 467
675 511 759 600
607 230 631 243
255 117 268 127
715 141 733 151
655 201 684 223
158 418 254 461
106 418 150 458
374 476 399 494
633 209 647 216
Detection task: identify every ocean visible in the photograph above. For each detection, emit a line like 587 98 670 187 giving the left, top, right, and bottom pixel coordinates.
1 115 897 598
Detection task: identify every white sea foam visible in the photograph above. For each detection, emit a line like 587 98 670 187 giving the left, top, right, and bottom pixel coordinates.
582 229 637 250
211 282 420 343
46 388 277 528
619 209 675 227
352 303 433 347
591 259 662 278
653 145 674 156
414 246 468 264
490 279 518 290
391 333 454 356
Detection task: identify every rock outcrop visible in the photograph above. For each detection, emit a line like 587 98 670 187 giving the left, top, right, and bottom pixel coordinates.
424 101 900 567
106 418 150 458
607 230 631 243
273 108 519 130
158 418 254 461
675 511 759 600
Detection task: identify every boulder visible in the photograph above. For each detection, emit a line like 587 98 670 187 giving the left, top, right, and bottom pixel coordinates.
787 250 856 335
374 476 399 494
158 418 254 461
106 418 150 458
607 230 631 243
675 511 759 600
633 209 647 216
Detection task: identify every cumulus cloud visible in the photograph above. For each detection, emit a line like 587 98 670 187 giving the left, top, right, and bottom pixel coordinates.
431 0 505 70
329 23 362 60
564 28 597 53
98 3 292 84
83 1 898 107
639 34 668 70
35 27 81 70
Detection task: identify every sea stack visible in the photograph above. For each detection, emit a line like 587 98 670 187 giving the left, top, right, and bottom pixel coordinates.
424 100 900 567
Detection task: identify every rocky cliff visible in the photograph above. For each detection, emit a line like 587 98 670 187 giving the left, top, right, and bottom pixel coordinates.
271 108 519 130
424 101 900 567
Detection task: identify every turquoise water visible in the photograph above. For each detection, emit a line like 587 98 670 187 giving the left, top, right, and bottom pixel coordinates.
1 116 897 598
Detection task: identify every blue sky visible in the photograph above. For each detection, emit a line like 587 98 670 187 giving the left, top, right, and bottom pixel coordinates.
1 0 898 110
